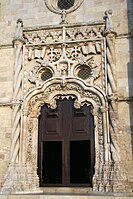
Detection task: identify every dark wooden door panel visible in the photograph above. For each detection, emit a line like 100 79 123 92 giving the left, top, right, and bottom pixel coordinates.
39 104 62 140
72 118 88 134
38 99 95 187
45 118 60 135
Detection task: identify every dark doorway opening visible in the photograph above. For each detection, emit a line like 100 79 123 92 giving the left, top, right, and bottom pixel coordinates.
70 140 91 184
42 141 62 184
38 99 95 187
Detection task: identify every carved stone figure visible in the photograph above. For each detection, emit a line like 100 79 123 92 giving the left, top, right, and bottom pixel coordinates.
104 10 114 33
61 9 67 24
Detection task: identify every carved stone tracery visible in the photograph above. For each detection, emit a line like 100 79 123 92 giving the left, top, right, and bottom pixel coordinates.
24 23 106 95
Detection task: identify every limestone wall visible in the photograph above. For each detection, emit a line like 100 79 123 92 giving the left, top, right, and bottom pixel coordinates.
0 0 133 44
0 0 133 192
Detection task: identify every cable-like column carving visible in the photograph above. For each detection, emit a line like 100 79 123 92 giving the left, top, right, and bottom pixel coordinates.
104 10 120 164
1 19 25 194
104 11 131 193
10 19 25 163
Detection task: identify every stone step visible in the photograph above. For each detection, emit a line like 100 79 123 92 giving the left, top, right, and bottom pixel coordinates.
0 195 133 199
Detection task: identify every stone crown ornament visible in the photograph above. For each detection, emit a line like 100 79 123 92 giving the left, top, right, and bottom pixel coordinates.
44 0 84 14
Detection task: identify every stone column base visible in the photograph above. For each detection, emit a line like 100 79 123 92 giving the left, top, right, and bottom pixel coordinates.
92 163 132 193
110 163 132 193
1 163 43 194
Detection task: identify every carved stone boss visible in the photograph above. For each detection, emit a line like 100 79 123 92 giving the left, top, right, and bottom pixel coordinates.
2 11 131 194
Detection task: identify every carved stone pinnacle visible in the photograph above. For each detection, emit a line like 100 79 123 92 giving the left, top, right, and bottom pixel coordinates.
104 9 117 36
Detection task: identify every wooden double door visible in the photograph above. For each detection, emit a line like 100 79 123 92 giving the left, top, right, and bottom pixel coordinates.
38 99 95 187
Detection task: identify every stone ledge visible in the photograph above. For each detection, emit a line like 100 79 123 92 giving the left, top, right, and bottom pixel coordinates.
0 195 133 199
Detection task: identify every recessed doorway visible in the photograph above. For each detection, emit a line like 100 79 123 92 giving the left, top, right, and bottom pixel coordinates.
38 99 95 187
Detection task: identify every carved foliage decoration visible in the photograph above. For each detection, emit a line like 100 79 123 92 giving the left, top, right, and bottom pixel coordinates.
23 24 106 94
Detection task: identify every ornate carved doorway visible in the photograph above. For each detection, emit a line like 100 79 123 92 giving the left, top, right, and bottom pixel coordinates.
38 98 95 187
4 12 128 193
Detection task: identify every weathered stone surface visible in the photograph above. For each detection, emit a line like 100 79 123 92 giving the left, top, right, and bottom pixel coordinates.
0 195 132 199
0 0 133 196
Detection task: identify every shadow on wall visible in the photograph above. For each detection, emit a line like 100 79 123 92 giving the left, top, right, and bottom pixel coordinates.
127 0 133 157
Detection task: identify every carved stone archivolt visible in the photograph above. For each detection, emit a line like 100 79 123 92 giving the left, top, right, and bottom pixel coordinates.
23 78 110 192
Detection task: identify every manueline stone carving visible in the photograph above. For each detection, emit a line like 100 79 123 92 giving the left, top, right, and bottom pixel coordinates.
11 19 25 163
2 19 25 193
24 79 109 194
104 10 131 192
2 10 132 194
104 10 118 161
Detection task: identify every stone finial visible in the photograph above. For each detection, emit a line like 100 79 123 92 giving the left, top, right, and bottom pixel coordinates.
13 18 25 45
104 9 116 35
15 18 23 38
17 18 23 25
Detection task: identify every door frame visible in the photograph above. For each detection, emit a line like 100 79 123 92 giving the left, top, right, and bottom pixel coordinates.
21 78 110 192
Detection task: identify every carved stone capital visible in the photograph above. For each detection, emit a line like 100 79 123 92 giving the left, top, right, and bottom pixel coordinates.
12 38 25 47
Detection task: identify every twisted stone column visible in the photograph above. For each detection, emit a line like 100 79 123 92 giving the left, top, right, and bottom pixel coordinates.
10 19 25 163
1 19 25 194
104 10 131 193
104 9 119 163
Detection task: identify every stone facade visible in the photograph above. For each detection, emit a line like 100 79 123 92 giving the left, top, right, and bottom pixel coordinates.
0 0 133 197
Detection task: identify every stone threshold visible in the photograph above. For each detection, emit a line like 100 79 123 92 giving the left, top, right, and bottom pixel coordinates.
1 187 133 198
1 187 133 197
41 187 93 195
0 194 133 199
